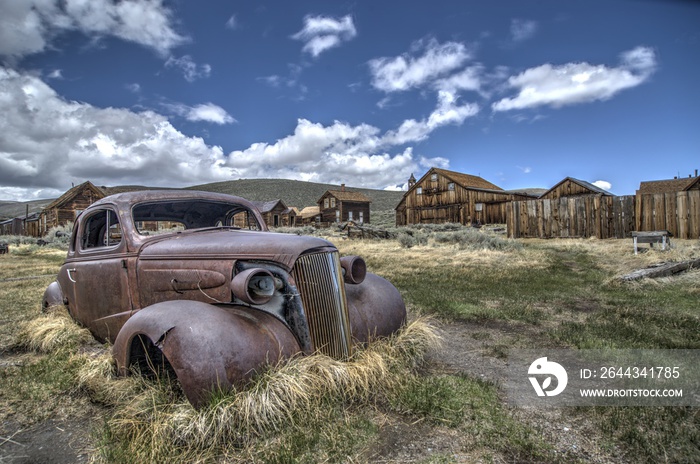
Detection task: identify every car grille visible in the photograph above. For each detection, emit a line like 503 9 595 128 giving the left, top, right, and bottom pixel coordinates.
292 251 352 358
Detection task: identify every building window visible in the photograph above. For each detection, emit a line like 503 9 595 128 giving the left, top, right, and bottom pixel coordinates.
324 198 329 209
416 187 423 195
335 210 340 222
330 197 336 208
359 211 364 223
431 173 438 181
448 182 455 191
348 211 353 221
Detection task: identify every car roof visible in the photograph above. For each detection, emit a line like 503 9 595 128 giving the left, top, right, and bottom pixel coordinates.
89 190 259 211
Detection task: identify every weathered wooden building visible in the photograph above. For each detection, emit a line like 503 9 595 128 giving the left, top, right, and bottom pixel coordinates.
0 213 41 237
299 206 321 225
39 181 105 235
395 167 534 226
318 185 371 224
251 200 298 228
539 177 613 200
635 172 700 239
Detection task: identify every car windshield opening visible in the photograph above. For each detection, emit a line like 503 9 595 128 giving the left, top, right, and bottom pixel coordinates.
132 200 261 235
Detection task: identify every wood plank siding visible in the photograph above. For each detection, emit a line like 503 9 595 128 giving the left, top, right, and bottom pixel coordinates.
507 195 636 239
395 167 533 226
39 181 105 235
318 187 371 225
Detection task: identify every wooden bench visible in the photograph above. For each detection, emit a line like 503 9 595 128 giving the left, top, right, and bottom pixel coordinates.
632 231 672 255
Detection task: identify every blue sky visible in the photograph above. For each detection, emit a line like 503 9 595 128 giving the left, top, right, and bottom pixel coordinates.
1 0 698 202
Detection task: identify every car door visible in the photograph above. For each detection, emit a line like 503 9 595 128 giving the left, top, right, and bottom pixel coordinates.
70 207 132 343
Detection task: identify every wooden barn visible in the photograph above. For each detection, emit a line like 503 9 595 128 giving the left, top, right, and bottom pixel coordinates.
39 181 105 235
539 177 613 200
251 200 298 228
395 167 534 226
318 185 371 225
635 172 700 239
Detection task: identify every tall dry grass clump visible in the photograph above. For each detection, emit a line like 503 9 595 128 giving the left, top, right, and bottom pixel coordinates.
95 317 441 463
16 306 93 353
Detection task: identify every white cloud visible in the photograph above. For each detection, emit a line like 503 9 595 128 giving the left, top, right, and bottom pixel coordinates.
225 119 449 189
492 46 657 111
125 83 141 93
165 55 211 82
434 66 484 95
185 103 236 125
291 15 356 58
0 0 186 59
47 69 63 79
592 180 612 191
382 91 479 145
226 15 237 30
0 67 460 200
0 67 233 200
369 38 472 92
510 19 538 42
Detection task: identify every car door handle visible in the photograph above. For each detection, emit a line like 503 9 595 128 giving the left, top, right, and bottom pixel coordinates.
67 268 78 283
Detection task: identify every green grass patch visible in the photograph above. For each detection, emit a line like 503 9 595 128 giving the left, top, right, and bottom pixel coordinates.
391 373 554 461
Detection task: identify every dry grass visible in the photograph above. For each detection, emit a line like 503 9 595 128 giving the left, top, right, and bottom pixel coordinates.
86 318 442 463
336 238 549 278
16 305 94 353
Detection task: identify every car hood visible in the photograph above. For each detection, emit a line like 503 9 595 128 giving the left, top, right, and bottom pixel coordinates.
138 229 336 270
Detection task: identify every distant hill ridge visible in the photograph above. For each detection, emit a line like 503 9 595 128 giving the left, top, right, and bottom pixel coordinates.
0 179 405 220
188 178 404 211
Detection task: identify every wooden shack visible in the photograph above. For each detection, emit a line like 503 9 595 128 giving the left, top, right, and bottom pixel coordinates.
635 172 700 239
318 185 371 225
539 177 613 200
39 181 105 235
299 206 321 225
395 167 533 226
251 200 298 228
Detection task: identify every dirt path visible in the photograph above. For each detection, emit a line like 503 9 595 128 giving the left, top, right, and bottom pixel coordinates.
373 320 629 463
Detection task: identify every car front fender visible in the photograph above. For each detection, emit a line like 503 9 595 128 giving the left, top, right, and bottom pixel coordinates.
345 272 406 344
113 300 301 407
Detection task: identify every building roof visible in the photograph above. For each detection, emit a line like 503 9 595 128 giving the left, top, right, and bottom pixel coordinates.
251 199 287 213
540 177 613 198
637 176 700 195
430 167 504 191
43 181 105 211
299 206 320 218
322 190 372 203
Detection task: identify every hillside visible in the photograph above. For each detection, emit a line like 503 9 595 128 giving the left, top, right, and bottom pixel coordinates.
0 179 405 220
188 179 405 211
0 199 53 220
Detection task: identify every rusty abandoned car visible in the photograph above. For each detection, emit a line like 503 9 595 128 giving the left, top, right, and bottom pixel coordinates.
43 190 406 406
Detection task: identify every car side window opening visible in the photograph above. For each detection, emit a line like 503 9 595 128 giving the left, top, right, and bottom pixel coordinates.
81 210 121 249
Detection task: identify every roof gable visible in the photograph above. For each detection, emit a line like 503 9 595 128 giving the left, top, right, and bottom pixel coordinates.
252 199 287 213
43 181 105 210
402 168 503 200
540 177 613 198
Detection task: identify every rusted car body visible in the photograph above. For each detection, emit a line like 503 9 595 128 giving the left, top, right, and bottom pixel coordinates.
43 190 406 406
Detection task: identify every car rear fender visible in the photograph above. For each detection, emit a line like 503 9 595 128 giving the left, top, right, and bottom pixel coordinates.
42 281 65 311
112 300 301 407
